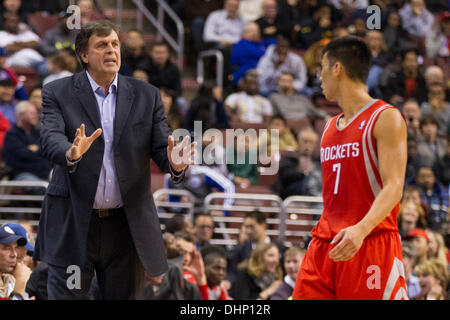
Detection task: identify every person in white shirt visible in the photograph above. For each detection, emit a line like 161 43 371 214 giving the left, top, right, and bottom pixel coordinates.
399 0 435 38
0 14 46 73
225 69 273 124
43 53 74 86
203 0 246 47
257 35 307 96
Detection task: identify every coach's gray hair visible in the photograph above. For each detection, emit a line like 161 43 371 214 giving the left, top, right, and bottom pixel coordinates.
15 100 33 118
75 20 120 69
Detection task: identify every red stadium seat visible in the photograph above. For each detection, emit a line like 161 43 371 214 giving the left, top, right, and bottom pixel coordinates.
27 12 59 38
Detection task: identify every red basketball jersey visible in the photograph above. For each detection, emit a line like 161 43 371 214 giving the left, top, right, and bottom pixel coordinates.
312 99 401 240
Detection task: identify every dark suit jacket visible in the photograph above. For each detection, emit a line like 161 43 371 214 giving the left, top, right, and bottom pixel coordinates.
34 71 180 277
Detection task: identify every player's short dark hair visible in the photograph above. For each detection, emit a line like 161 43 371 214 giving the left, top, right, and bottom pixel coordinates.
244 211 266 225
75 20 120 69
322 36 372 83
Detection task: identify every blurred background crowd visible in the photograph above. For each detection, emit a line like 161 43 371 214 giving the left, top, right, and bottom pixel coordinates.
0 0 449 300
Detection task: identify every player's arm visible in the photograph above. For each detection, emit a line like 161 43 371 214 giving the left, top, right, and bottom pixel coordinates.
328 108 407 262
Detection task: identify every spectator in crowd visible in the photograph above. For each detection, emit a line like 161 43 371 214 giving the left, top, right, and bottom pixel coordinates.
193 213 215 250
58 47 80 74
424 65 446 89
203 0 246 49
365 30 391 98
231 242 283 300
164 214 196 241
185 82 230 133
226 133 259 188
420 82 450 136
406 228 430 265
0 0 29 28
255 0 291 40
228 211 282 284
138 42 182 98
382 10 415 56
426 230 449 270
426 11 450 59
238 0 264 21
399 0 435 38
159 87 183 132
132 69 149 83
77 0 105 26
382 48 427 107
230 22 276 86
0 78 16 124
183 0 224 52
401 242 422 299
411 166 448 231
40 11 78 57
269 72 328 121
42 53 74 86
302 38 331 97
402 98 422 139
225 69 273 124
0 47 28 101
257 35 307 96
276 128 322 198
433 136 449 187
405 136 427 182
121 30 149 74
3 223 34 270
398 201 427 238
0 224 31 300
403 185 424 207
258 115 298 155
0 14 47 74
0 110 10 150
413 258 449 300
292 3 335 50
196 245 231 300
28 87 42 114
416 114 447 168
174 231 201 285
270 246 305 300
3 101 50 184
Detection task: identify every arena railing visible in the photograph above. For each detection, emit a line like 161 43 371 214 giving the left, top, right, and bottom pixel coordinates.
0 180 48 226
153 188 195 231
117 0 185 71
281 195 323 246
203 192 284 250
196 50 224 92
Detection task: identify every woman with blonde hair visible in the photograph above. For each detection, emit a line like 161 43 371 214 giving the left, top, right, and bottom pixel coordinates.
398 200 427 237
231 243 283 300
426 230 449 270
414 258 449 300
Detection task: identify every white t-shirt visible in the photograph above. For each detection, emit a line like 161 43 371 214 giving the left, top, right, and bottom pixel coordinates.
0 30 40 46
225 91 273 123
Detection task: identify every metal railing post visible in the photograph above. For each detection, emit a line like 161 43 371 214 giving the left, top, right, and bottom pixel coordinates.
197 50 224 92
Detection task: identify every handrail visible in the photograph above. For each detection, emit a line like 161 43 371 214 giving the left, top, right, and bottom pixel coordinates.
197 49 224 92
153 188 195 223
131 0 184 71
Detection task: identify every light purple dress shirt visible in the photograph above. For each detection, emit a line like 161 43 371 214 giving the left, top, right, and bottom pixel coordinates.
86 71 123 209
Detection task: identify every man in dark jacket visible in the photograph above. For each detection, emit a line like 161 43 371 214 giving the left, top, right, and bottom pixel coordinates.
3 101 50 182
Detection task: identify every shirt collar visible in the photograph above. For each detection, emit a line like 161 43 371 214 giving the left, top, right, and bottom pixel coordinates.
86 70 118 95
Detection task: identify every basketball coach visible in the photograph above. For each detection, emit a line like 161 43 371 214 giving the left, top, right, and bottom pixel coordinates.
34 20 195 299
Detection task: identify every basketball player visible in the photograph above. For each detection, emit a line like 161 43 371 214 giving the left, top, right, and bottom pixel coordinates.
292 37 408 300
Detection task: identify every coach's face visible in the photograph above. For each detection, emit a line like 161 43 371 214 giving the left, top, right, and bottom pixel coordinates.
81 30 121 77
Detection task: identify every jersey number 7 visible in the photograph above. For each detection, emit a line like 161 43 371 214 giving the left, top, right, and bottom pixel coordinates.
332 163 341 195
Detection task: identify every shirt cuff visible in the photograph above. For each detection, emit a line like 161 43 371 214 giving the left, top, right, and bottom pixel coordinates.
66 154 82 166
169 164 186 184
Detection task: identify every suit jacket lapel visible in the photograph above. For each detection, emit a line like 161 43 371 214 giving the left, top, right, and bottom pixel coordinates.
74 72 102 130
114 74 135 148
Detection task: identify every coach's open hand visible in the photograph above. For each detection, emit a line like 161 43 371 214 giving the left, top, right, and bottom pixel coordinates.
328 224 367 262
66 123 103 161
167 135 196 172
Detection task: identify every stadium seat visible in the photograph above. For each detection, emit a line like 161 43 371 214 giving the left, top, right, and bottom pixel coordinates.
286 118 312 136
27 12 59 38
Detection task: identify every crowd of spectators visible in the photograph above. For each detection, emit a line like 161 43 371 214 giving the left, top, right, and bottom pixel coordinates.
0 0 449 300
